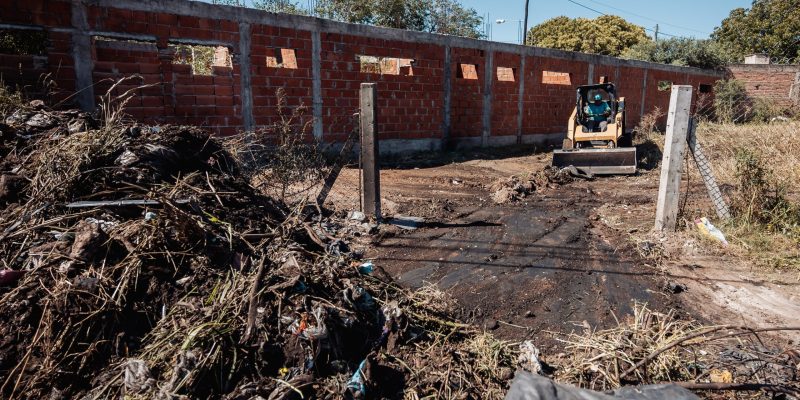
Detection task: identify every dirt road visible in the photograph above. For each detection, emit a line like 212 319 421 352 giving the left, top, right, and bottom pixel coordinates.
351 147 800 346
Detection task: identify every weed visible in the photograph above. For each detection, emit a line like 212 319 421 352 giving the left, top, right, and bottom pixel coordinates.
712 79 750 123
224 88 324 203
730 149 800 239
634 107 666 170
0 82 25 118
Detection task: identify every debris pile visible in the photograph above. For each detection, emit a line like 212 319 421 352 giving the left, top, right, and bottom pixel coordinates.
489 166 589 204
555 303 799 394
0 99 515 399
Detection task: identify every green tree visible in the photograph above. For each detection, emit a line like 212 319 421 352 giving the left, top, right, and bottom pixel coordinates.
712 0 800 62
316 0 482 38
213 0 482 39
427 0 483 38
252 0 308 14
622 38 732 69
526 15 649 56
314 0 374 24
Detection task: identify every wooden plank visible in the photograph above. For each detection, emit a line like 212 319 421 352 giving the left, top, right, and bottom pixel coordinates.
359 83 381 220
655 85 693 231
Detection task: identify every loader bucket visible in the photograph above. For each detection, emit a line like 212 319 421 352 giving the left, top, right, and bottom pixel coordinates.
552 148 637 175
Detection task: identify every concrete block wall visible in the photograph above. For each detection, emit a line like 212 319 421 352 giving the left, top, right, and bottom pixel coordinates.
727 64 800 108
0 0 723 152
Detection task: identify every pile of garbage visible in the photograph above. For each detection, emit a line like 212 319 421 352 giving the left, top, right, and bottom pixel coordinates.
0 99 514 399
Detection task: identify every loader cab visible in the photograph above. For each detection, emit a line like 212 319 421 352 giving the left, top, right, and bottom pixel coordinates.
576 84 619 132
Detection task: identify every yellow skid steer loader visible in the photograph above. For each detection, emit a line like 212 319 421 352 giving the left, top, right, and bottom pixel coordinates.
552 83 637 174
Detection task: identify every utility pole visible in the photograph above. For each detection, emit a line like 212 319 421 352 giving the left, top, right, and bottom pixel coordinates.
654 24 659 42
523 0 530 45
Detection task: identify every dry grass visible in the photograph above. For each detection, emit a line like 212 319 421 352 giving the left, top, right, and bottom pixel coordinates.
696 121 800 190
0 81 26 117
681 121 800 270
556 303 703 391
554 303 800 395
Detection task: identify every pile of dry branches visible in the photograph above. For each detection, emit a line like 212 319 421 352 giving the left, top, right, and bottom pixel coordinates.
555 303 800 396
0 83 515 399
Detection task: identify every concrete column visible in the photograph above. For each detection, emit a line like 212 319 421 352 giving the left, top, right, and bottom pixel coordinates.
516 55 525 144
587 63 594 85
655 85 692 231
482 50 494 147
238 22 254 131
312 30 323 140
790 72 800 105
442 45 452 147
639 68 648 120
70 0 94 111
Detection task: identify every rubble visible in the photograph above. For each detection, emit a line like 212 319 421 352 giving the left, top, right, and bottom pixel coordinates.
488 166 583 204
0 99 514 399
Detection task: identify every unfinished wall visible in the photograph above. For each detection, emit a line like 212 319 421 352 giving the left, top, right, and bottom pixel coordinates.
727 64 800 108
0 0 723 152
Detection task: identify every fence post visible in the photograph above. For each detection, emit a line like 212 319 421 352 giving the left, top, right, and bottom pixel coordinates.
655 85 693 231
359 83 381 220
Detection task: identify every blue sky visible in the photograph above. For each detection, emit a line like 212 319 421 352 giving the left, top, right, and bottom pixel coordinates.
463 0 753 44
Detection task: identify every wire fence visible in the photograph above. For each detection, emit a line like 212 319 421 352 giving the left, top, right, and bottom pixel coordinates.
675 79 799 226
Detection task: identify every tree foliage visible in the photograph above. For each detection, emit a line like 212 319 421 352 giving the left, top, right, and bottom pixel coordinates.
526 15 649 56
712 0 800 62
214 0 482 39
316 0 483 38
622 38 732 69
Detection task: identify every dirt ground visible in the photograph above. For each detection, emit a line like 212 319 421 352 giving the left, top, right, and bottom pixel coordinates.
334 146 800 349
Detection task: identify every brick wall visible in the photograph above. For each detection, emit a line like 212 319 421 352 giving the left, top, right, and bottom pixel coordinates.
727 65 800 108
0 0 723 152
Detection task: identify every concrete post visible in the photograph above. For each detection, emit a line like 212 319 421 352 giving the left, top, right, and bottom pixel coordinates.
587 63 594 85
359 83 381 220
655 85 693 231
481 50 493 147
70 0 95 111
238 22 254 131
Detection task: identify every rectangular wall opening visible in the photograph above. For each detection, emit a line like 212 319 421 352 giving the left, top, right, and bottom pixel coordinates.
542 70 571 85
457 63 478 80
497 67 515 82
0 28 48 55
358 55 414 76
171 43 231 75
93 36 158 52
658 81 673 91
266 48 298 69
698 84 712 93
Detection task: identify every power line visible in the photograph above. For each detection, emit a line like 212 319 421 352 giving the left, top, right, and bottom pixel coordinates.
563 0 683 39
582 0 711 36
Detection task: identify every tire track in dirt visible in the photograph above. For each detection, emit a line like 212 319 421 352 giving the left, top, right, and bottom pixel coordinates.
370 186 666 348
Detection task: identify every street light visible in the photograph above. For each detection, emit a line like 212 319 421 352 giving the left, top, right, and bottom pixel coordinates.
496 19 523 45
